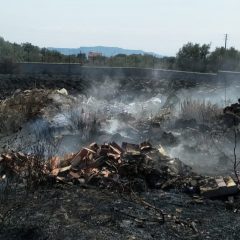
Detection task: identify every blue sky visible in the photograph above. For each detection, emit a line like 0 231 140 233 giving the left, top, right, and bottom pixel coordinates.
0 0 239 56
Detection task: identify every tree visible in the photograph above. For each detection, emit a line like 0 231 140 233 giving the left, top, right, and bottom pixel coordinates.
176 42 210 72
77 53 87 64
159 57 176 69
22 43 35 62
40 48 47 62
208 47 240 72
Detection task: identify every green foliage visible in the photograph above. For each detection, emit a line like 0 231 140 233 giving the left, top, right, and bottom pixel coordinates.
89 54 174 69
176 42 210 72
1 36 240 72
0 37 86 64
176 42 240 72
207 47 240 72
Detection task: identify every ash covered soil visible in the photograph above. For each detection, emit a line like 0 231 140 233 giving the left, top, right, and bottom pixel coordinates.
1 76 240 239
1 186 240 240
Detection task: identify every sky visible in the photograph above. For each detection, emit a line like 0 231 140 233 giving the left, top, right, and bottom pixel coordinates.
0 0 240 56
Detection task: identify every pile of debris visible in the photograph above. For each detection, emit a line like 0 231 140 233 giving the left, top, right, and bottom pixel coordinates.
222 99 240 127
0 141 239 198
224 99 240 116
0 142 192 191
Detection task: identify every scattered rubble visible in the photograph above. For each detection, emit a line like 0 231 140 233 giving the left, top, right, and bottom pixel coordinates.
0 141 239 199
0 142 189 192
200 176 238 198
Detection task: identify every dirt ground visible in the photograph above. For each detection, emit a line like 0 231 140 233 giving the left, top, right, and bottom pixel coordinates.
1 185 240 240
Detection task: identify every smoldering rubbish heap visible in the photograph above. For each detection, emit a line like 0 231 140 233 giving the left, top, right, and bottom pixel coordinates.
0 140 238 198
1 87 240 240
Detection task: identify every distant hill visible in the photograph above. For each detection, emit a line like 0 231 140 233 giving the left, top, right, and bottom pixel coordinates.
48 46 163 57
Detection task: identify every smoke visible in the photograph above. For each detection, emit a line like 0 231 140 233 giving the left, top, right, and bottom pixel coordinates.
1 73 240 176
176 82 240 107
86 77 121 100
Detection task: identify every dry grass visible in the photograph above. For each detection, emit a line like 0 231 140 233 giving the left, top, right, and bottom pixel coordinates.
0 89 50 134
179 99 221 124
67 106 100 141
0 153 49 203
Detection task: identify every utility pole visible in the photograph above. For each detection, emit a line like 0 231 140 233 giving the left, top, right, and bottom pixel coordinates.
224 34 228 106
79 51 81 64
224 34 228 50
68 50 71 75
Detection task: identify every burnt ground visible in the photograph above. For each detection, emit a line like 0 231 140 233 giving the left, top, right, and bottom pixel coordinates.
0 73 199 100
1 75 240 240
1 185 240 240
0 74 91 99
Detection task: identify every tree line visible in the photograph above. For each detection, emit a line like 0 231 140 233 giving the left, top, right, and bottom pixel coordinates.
0 37 84 64
1 36 240 73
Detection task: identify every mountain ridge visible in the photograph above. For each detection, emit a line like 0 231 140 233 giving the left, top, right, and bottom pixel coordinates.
48 46 163 57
